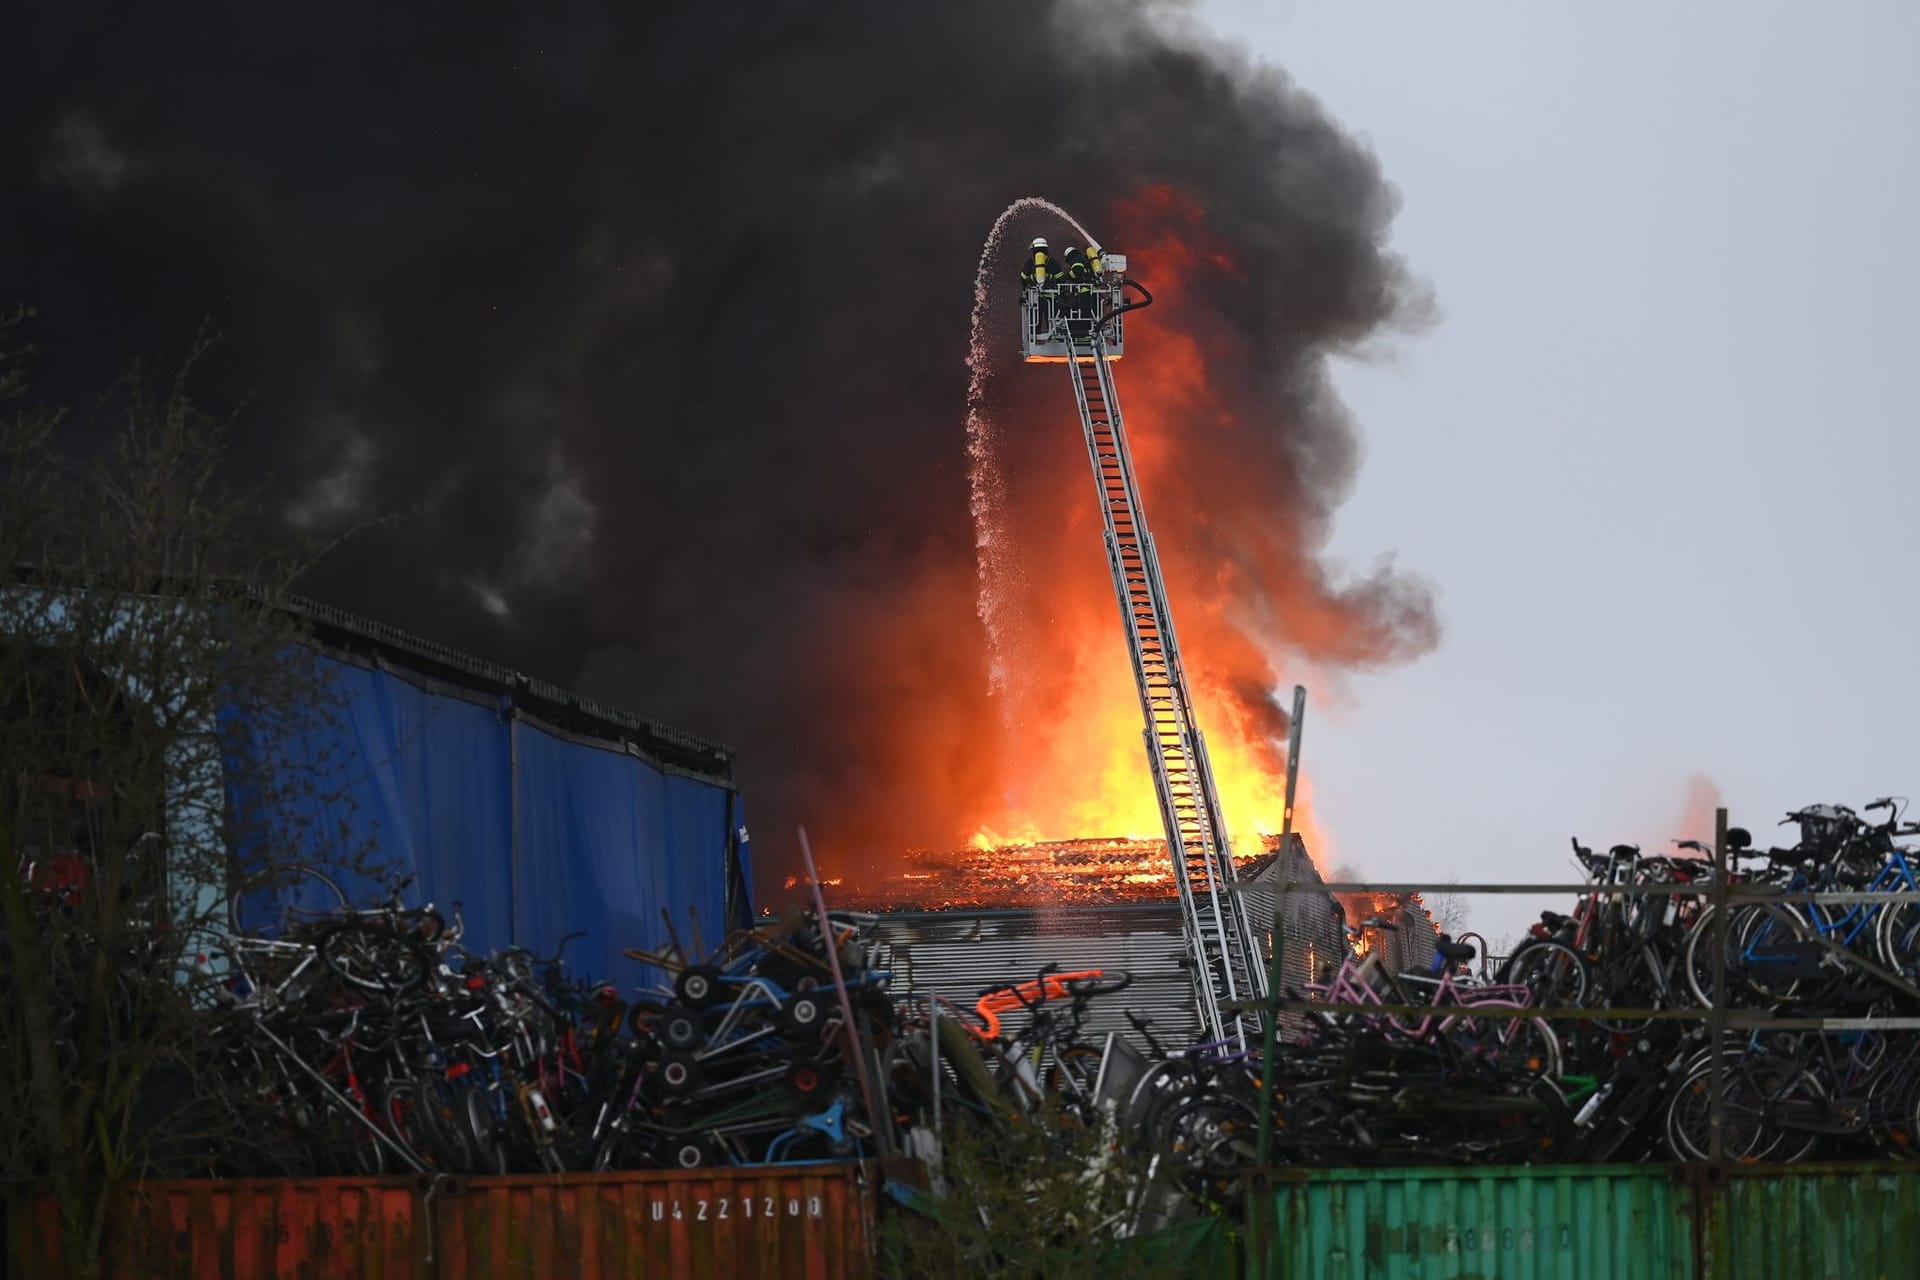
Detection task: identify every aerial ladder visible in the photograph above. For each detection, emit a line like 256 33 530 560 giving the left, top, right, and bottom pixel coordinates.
1019 252 1268 1050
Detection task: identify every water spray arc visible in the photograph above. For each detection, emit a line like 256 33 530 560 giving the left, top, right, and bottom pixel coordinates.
966 197 1094 705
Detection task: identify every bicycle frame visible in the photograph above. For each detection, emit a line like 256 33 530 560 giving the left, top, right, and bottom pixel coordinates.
1310 951 1535 1039
1739 853 1917 967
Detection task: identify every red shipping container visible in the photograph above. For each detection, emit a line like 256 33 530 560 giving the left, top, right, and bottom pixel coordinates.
8 1163 877 1279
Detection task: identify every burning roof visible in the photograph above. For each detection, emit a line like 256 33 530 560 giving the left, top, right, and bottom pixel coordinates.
839 833 1299 912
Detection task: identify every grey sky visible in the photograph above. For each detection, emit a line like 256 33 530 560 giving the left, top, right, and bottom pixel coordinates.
1197 1 1920 942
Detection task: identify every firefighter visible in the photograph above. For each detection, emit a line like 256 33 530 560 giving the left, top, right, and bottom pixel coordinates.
1020 237 1056 342
1060 245 1092 327
1084 246 1109 330
1061 245 1089 286
1018 236 1055 288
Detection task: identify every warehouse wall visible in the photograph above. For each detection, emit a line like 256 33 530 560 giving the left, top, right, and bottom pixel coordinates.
869 901 1204 1048
225 648 750 989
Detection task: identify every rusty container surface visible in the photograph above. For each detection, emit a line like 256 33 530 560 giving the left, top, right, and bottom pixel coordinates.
433 1166 873 1280
7 1163 875 1280
1700 1162 1920 1280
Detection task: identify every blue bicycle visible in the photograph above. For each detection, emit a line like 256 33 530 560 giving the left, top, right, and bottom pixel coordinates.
1685 800 1920 1005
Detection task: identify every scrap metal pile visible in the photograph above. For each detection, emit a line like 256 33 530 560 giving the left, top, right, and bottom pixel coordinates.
180 880 899 1176
33 797 1920 1203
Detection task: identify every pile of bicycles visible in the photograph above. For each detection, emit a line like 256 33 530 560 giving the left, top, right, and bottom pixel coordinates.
875 799 1920 1231
1491 798 1920 1164
189 869 897 1175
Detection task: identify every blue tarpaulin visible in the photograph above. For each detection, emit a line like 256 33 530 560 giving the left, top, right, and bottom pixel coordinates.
224 649 750 992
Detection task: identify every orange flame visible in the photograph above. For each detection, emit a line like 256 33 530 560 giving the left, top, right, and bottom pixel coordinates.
826 183 1432 906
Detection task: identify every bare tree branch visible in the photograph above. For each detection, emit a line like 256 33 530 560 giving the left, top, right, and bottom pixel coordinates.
0 322 371 1279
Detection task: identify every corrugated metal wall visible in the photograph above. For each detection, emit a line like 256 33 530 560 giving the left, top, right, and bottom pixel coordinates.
1257 1165 1692 1279
1704 1164 1920 1280
869 902 1203 1047
868 854 1361 1050
432 1168 872 1280
1249 1162 1920 1280
1242 844 1351 999
229 650 749 991
7 1165 874 1280
17 1160 1920 1278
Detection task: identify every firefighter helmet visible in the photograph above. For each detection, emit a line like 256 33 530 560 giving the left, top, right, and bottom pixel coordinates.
1030 237 1049 250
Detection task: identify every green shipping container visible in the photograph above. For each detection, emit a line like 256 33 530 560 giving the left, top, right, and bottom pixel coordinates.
1703 1163 1920 1280
1250 1163 1920 1280
1254 1165 1692 1279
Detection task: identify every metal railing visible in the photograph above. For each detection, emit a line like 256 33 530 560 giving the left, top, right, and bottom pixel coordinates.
1019 284 1127 356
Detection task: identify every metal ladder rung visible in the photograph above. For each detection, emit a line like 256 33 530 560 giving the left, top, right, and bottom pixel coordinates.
1064 334 1265 1050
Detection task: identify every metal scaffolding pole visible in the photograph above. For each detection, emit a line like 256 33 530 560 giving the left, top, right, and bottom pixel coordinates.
1251 683 1306 1274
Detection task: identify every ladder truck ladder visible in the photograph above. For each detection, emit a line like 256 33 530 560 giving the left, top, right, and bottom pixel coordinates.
1064 322 1268 1050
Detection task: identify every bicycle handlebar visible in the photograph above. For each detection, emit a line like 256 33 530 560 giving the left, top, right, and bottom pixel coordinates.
512 931 588 968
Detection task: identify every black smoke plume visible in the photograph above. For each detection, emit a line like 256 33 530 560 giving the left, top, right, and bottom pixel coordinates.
1 1 1438 888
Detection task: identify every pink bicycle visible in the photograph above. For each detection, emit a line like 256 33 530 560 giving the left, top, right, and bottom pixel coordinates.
1306 917 1562 1079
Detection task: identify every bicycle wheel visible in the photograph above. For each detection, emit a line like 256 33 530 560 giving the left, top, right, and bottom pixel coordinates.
1664 1048 1814 1163
227 864 349 935
1065 970 1134 999
1664 1054 1732 1161
463 1087 509 1175
1877 898 1920 980
316 922 431 994
415 1073 477 1173
1044 1044 1103 1100
1735 1052 1824 1165
1442 1004 1562 1080
1498 1015 1564 1080
1869 1058 1920 1161
1157 1090 1257 1188
311 1095 386 1177
1126 1062 1204 1148
1268 1077 1359 1165
1590 951 1665 1036
1735 904 1816 1002
1682 904 1806 1008
1499 941 1590 1009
